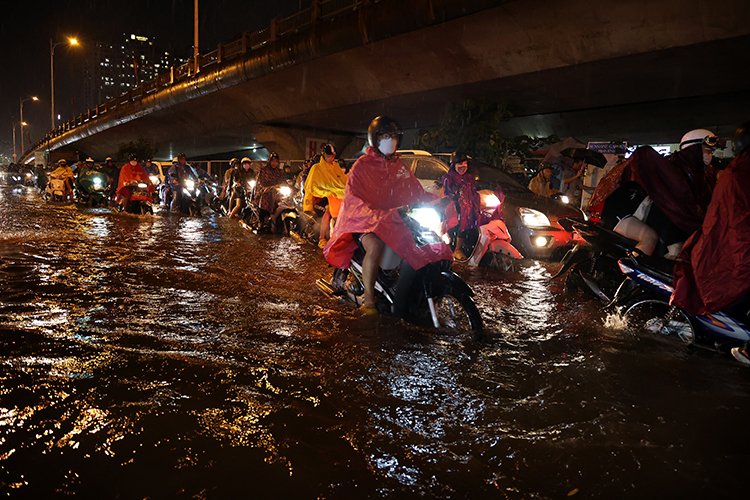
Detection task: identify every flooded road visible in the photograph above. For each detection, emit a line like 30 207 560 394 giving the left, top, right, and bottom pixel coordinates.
1 184 749 497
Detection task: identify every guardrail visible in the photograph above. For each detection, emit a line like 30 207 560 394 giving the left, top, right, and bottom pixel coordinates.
24 0 373 158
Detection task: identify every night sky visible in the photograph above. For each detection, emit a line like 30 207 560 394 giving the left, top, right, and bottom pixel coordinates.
0 0 301 160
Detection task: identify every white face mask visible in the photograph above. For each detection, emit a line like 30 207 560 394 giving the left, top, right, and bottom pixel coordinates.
378 138 397 156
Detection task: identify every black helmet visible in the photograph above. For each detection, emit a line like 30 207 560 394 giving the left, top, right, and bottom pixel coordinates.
367 115 403 149
450 150 469 167
321 144 336 156
177 153 186 160
268 152 280 162
128 153 137 161
230 157 239 167
733 122 750 156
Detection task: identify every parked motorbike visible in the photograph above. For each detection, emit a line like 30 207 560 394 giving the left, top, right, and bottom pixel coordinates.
316 206 483 337
611 253 750 364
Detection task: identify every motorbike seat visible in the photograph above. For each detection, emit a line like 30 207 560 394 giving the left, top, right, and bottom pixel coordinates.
573 220 638 255
630 254 675 284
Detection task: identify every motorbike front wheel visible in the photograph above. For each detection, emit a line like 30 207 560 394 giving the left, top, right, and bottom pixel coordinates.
424 283 483 338
623 298 695 346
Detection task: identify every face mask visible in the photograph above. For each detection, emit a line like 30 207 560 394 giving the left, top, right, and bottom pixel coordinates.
378 138 397 156
130 161 137 166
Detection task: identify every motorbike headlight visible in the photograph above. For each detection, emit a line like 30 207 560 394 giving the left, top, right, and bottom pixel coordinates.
149 175 159 185
248 180 257 190
93 177 102 187
483 193 501 209
137 182 148 189
558 195 570 204
278 185 292 197
185 179 195 191
518 207 551 228
409 207 442 234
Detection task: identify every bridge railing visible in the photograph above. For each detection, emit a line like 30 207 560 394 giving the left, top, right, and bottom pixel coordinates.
24 0 373 159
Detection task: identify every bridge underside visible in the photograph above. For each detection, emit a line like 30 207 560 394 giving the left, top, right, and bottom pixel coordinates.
35 0 750 161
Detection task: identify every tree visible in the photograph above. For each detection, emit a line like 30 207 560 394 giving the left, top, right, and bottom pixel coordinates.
417 99 558 173
116 138 158 162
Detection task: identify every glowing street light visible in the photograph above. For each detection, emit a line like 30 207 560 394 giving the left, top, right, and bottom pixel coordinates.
50 37 81 129
19 95 39 154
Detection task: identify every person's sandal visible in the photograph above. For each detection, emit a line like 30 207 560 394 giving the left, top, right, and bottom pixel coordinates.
360 304 378 317
731 347 750 367
318 238 328 249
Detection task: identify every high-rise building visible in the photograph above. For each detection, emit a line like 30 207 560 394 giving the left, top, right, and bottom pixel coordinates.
84 34 187 109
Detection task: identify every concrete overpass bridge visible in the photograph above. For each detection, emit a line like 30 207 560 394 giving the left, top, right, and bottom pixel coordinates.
21 0 750 163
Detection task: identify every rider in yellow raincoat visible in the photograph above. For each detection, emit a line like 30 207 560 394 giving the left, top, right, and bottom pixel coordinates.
303 144 347 247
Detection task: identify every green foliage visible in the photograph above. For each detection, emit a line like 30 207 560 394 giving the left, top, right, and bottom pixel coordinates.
417 99 558 172
115 138 158 162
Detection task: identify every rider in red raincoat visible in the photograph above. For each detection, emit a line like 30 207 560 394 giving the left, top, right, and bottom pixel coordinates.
116 154 154 209
671 124 750 316
323 116 452 314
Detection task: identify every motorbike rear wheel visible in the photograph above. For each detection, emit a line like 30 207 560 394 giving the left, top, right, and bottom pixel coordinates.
623 298 695 346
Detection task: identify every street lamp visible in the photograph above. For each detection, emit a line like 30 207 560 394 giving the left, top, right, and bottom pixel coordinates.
50 37 80 130
19 96 39 154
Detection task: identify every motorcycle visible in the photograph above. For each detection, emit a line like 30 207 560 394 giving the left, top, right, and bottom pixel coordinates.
122 182 154 215
610 252 750 364
316 206 484 337
148 173 162 204
243 181 299 235
76 170 111 207
451 190 524 270
552 219 644 303
44 175 72 202
21 168 36 187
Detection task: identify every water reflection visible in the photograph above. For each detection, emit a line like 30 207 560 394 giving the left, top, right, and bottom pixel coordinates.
0 185 749 497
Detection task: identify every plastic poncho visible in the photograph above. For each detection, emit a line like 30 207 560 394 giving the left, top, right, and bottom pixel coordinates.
588 145 710 234
442 168 480 232
323 148 453 270
117 162 153 197
50 165 73 180
303 157 347 217
671 153 750 314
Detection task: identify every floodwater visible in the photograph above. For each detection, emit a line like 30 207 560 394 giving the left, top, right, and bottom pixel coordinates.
1 184 748 498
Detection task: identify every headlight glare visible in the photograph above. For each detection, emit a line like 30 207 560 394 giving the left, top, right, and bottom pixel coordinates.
519 207 550 227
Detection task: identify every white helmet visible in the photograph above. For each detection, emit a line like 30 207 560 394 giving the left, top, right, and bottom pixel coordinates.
680 129 719 150
241 157 252 164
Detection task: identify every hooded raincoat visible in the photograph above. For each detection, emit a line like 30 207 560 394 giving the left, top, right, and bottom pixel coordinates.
323 148 453 270
303 157 347 217
671 153 750 314
117 161 153 198
588 145 711 234
442 167 480 232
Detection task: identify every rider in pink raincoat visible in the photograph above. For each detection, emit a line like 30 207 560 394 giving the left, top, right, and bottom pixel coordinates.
323 116 452 313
